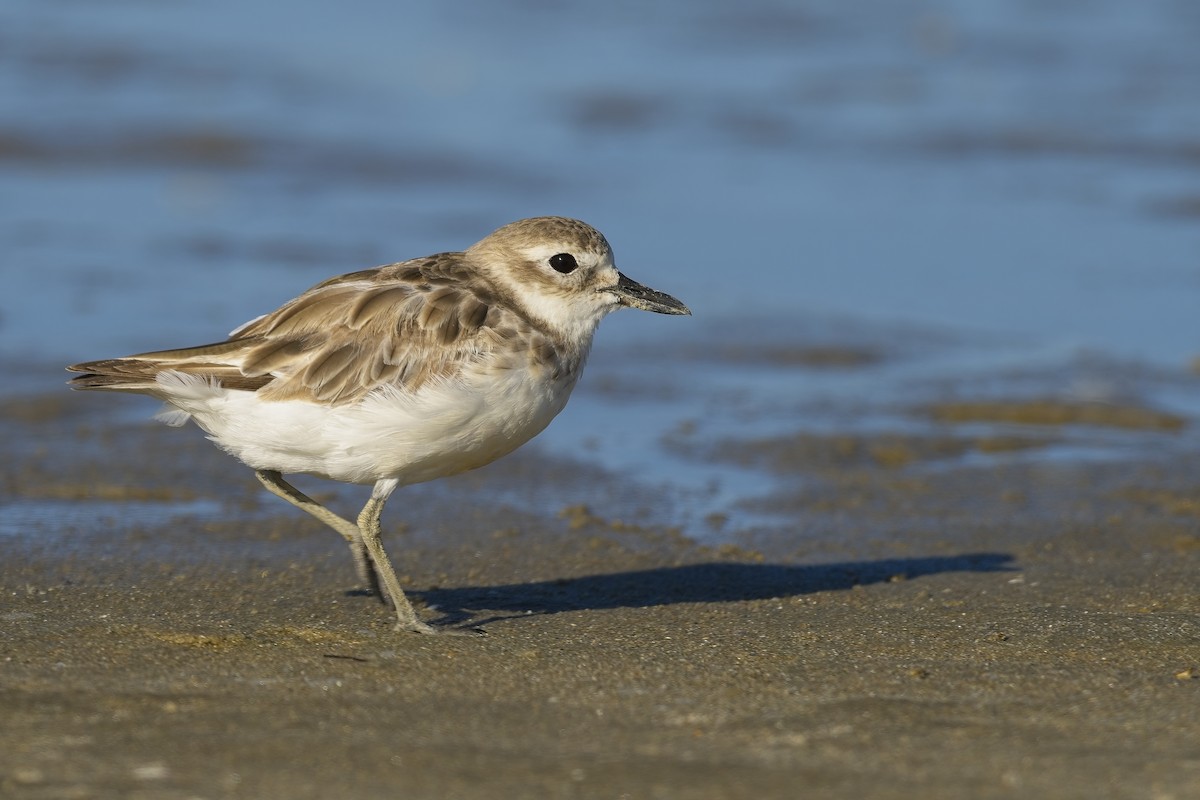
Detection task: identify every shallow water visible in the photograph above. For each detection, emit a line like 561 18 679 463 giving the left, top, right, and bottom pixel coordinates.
1 0 1198 537
0 498 224 541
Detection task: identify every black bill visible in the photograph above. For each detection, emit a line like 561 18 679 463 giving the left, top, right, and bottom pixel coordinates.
608 272 691 315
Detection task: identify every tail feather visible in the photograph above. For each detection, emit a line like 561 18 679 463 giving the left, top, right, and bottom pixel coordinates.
67 354 272 394
67 358 166 393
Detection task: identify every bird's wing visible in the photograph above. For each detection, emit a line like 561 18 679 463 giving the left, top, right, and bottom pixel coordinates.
68 254 522 404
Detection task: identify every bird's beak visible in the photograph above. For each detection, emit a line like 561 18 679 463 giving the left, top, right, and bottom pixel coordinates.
606 272 691 315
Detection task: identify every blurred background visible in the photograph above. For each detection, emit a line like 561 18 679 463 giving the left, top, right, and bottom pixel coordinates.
2 0 1198 531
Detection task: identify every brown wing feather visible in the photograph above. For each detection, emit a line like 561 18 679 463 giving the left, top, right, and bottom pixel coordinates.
252 281 509 404
69 253 528 405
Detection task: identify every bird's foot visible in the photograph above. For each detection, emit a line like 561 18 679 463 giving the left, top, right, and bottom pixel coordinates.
396 619 486 636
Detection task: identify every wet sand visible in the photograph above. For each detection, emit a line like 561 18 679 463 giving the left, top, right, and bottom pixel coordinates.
2 390 1198 799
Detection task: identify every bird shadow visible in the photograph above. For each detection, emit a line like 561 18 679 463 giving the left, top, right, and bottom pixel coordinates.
415 551 1016 630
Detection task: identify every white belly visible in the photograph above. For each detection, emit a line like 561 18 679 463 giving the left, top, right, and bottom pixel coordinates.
154 366 579 485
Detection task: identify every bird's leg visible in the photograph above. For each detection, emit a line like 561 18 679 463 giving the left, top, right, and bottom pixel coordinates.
254 469 383 601
357 479 438 634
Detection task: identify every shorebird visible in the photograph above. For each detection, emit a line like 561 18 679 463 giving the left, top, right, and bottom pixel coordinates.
67 217 690 633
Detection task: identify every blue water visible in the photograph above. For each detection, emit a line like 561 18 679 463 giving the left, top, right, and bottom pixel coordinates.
2 0 1198 533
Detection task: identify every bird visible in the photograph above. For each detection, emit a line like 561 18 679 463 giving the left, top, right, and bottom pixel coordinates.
67 217 690 634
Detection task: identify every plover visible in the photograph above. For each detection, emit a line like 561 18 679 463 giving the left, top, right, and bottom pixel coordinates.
67 217 689 634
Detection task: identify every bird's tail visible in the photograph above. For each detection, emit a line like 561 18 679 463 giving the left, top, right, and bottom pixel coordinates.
67 339 273 396
67 358 168 394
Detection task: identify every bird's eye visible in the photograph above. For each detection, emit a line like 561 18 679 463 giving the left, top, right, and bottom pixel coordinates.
548 253 578 274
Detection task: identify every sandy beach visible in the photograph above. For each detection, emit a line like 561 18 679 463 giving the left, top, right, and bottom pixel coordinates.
2 386 1197 799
